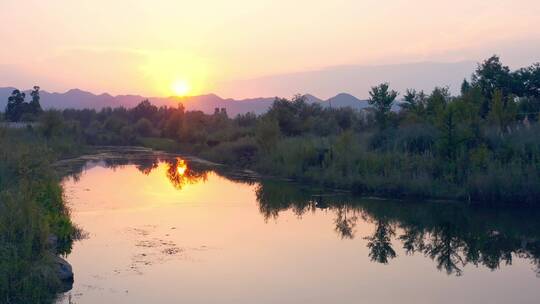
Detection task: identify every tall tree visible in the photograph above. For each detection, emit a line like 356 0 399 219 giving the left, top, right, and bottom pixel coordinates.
400 89 426 118
426 87 450 119
29 86 43 114
368 83 398 129
514 63 540 98
460 79 471 95
5 89 26 122
471 55 514 117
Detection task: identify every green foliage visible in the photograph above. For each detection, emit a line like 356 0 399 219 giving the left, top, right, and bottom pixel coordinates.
134 118 155 137
255 117 280 153
426 87 450 119
0 129 77 302
201 136 258 167
487 89 517 132
471 55 518 117
266 95 320 136
400 89 426 122
435 102 467 161
40 110 64 139
368 83 398 129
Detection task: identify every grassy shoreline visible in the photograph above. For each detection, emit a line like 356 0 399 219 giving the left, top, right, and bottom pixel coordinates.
0 127 80 303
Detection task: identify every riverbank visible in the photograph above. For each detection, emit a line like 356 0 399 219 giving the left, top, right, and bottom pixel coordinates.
57 146 469 207
0 127 79 303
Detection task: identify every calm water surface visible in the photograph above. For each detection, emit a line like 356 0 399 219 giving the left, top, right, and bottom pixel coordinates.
56 155 540 304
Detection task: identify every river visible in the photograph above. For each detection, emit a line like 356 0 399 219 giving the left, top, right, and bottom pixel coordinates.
55 151 540 303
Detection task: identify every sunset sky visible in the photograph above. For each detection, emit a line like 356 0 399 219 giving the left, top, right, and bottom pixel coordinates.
1 0 540 98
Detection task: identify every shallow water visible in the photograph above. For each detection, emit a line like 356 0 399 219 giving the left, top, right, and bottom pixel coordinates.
56 155 540 304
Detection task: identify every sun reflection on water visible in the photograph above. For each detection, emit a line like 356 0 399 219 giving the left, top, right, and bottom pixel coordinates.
176 158 188 176
166 157 207 190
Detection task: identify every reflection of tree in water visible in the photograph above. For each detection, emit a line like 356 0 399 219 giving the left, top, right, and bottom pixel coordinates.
521 242 540 277
165 158 207 190
423 223 467 275
102 156 208 189
365 220 396 264
256 181 316 220
135 158 159 175
103 158 130 169
334 206 358 239
254 179 540 276
63 157 540 277
63 154 210 190
399 226 426 255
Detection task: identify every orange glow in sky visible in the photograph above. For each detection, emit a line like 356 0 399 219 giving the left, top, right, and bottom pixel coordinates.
1 0 540 98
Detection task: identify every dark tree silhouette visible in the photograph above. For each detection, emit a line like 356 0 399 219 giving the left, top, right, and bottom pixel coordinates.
5 87 43 122
334 206 358 239
365 220 397 264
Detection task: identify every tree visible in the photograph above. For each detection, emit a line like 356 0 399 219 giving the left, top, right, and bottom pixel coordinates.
471 55 515 116
29 86 43 114
435 102 470 163
266 95 311 136
5 87 43 122
460 79 471 95
368 83 398 129
488 89 517 132
426 87 450 119
401 89 417 112
235 112 257 128
163 111 184 138
365 220 396 264
400 89 426 118
134 118 154 137
131 100 157 123
514 63 540 98
255 117 280 153
460 84 484 115
5 89 26 122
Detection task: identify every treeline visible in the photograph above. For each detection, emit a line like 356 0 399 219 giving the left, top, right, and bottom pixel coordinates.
3 55 540 204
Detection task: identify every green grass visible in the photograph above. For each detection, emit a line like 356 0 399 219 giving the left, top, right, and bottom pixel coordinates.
0 127 77 303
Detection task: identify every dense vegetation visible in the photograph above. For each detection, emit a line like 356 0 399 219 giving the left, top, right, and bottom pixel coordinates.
2 56 539 206
0 128 79 303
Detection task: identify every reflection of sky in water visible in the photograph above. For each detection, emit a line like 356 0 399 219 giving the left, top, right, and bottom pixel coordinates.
57 159 540 304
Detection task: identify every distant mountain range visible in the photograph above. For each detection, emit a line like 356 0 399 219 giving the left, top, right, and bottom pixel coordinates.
0 60 482 116
0 87 371 116
215 61 477 99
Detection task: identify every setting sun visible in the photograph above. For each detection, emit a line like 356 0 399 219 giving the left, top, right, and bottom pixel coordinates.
4 1 540 303
172 80 190 96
